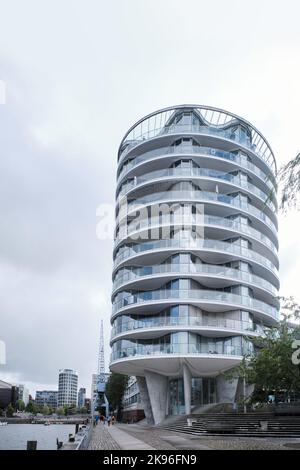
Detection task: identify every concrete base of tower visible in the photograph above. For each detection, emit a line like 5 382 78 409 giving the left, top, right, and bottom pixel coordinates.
136 376 154 425
110 354 243 377
111 355 244 424
143 371 168 425
216 374 238 403
183 363 192 415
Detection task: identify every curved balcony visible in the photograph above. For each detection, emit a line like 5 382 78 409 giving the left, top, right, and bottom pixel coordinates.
118 115 276 174
111 316 263 341
112 262 278 297
111 342 247 363
113 237 279 286
118 146 276 197
112 288 279 322
116 190 278 236
115 213 278 259
118 166 276 213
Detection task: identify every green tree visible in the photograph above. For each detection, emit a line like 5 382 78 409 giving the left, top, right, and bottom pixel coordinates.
63 404 77 415
56 407 64 416
42 405 50 415
105 373 128 420
226 316 300 403
79 406 87 414
16 399 25 411
6 403 15 417
25 401 37 414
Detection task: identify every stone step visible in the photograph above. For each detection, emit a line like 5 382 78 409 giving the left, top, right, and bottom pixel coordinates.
160 410 300 438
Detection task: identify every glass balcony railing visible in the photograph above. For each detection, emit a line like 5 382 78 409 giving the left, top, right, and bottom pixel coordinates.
118 144 276 192
111 316 261 339
119 122 275 172
112 288 279 320
116 190 277 234
113 262 278 296
118 166 276 212
113 237 279 278
111 342 248 362
115 214 278 256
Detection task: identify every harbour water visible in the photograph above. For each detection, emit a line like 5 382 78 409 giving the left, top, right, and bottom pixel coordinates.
0 424 75 450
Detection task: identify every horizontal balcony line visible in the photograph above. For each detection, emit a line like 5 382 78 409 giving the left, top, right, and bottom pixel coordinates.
110 318 263 341
118 123 275 174
113 238 279 282
117 146 276 193
118 170 277 214
110 343 247 363
116 191 278 235
112 289 279 321
112 263 278 297
114 215 278 259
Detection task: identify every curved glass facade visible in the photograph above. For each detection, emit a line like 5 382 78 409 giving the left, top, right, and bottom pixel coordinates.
110 105 279 424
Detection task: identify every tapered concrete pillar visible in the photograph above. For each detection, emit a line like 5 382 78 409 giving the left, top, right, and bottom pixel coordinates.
136 376 154 425
216 374 238 403
183 363 192 415
145 371 168 424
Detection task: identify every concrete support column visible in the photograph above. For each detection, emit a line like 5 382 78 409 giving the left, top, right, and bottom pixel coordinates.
216 374 238 403
183 363 192 415
145 371 168 425
136 376 154 425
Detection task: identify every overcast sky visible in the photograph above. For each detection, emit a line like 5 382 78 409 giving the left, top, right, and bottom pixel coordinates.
0 0 300 397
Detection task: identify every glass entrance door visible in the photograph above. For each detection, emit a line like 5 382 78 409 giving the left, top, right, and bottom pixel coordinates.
168 378 185 415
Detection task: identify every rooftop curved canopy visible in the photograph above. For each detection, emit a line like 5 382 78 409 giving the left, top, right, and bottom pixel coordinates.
118 104 276 173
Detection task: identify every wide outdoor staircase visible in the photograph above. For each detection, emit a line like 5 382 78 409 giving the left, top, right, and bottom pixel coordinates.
160 412 300 438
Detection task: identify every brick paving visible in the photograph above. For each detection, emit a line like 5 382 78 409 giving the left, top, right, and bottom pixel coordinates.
117 424 177 450
88 422 300 451
115 424 299 450
88 423 121 450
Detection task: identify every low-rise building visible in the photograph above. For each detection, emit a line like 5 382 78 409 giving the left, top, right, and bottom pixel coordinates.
0 380 19 409
35 390 58 409
122 376 145 423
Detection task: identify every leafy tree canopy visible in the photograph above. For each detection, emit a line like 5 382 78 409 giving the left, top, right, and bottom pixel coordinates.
226 312 300 400
105 373 128 414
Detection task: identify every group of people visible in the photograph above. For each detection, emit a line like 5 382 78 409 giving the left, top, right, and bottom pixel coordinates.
94 414 116 426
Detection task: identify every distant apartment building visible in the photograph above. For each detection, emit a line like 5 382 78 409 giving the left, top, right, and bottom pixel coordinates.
122 376 144 423
78 387 86 408
16 384 29 406
35 390 58 409
0 380 19 409
58 369 78 407
84 398 91 413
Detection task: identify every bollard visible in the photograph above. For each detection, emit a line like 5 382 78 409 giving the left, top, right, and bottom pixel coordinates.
27 441 37 450
56 438 63 450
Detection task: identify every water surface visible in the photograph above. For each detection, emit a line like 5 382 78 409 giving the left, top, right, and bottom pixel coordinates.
0 424 75 450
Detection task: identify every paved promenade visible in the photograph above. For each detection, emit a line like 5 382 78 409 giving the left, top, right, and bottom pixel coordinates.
88 424 121 450
88 423 154 450
87 422 300 450
108 425 155 450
